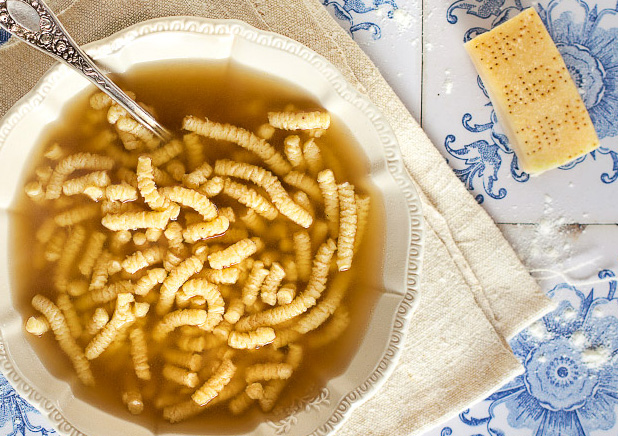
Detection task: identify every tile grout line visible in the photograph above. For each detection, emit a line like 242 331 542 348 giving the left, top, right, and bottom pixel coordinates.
419 0 425 127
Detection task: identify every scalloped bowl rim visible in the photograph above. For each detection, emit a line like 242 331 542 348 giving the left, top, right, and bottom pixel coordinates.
0 16 423 436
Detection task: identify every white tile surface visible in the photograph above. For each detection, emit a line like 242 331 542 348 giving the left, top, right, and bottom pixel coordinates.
323 0 423 120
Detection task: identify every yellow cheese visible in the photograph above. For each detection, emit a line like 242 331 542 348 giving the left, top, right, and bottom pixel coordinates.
465 8 599 174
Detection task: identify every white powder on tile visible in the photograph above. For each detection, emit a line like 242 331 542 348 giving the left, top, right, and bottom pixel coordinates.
507 196 579 271
392 8 413 30
528 321 549 339
592 306 604 317
581 347 610 368
442 69 453 95
570 332 611 369
562 307 577 320
570 331 588 348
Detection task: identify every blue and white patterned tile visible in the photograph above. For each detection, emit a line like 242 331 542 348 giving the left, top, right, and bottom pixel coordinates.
323 0 423 120
0 372 54 436
422 224 618 436
422 0 618 223
0 29 10 46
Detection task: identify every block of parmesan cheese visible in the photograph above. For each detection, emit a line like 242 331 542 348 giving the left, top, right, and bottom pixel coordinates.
465 8 599 174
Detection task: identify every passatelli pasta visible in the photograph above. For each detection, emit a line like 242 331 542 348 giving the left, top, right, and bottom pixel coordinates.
21 88 370 423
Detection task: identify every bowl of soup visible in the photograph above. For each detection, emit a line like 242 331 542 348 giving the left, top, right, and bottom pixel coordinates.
0 17 423 436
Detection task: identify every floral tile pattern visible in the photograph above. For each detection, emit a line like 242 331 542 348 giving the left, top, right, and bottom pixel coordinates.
0 372 54 435
0 29 10 46
321 0 400 39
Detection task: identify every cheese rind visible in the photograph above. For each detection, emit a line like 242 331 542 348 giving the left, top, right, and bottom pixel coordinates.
465 8 599 174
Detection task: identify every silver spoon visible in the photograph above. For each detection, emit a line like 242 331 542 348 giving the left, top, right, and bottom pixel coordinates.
0 0 173 141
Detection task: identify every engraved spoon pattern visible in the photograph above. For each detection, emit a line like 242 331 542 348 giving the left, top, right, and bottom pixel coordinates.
0 0 173 141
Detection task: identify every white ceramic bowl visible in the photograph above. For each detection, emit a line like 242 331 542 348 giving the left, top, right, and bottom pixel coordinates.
0 17 423 436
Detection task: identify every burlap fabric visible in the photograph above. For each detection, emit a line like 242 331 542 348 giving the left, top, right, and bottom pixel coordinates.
0 1 554 434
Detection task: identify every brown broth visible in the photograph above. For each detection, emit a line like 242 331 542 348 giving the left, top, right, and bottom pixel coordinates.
11 60 385 434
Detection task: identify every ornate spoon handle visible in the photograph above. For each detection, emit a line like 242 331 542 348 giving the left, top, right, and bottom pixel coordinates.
0 0 173 141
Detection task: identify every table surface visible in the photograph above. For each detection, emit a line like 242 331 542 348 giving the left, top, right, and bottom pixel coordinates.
1 0 618 435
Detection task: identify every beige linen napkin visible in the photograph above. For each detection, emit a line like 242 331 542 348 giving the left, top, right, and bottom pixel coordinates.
0 0 554 434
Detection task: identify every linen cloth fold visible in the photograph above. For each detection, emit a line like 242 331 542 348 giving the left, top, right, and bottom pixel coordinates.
0 0 553 434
